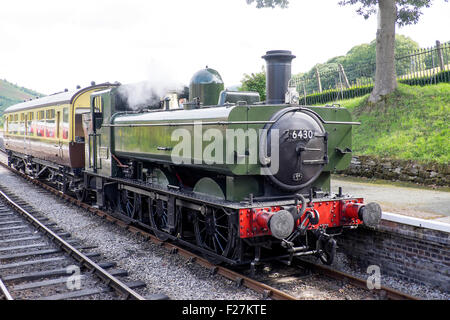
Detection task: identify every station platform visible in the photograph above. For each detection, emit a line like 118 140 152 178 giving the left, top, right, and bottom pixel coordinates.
331 175 450 232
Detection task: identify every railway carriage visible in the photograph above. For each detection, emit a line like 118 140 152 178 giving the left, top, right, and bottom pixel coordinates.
3 83 117 192
3 51 382 269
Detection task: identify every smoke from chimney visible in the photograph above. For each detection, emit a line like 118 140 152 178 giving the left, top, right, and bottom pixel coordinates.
118 59 184 110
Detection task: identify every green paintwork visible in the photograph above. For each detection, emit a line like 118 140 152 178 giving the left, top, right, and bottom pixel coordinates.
112 105 252 176
246 104 286 175
312 172 331 193
226 176 262 202
84 85 355 202
308 106 353 171
194 177 225 199
84 90 116 177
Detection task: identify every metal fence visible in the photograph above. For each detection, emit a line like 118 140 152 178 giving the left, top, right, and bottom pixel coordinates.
396 40 450 85
290 40 450 105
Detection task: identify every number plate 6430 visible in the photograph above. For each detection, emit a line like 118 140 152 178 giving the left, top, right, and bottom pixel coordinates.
288 129 314 140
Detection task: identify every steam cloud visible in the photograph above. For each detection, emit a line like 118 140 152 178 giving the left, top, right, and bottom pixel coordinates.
118 59 185 110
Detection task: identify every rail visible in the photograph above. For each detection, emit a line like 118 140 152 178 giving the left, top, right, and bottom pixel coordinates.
0 187 145 300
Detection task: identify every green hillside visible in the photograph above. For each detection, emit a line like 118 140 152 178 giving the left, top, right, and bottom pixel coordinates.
0 79 44 116
340 83 450 164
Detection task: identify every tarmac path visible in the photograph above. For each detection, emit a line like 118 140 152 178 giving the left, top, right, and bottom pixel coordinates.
331 175 450 223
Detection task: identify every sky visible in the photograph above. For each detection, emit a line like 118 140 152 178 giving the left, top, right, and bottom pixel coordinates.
1 0 449 95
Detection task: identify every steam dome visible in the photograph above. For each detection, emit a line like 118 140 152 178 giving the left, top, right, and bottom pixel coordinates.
189 67 224 106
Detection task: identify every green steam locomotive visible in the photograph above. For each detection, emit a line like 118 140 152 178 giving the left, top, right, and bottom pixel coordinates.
5 50 381 268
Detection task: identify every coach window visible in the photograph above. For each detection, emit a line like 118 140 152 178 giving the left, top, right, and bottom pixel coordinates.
45 109 56 138
37 111 45 137
7 115 11 134
13 114 18 134
27 112 34 136
19 113 25 135
62 107 69 139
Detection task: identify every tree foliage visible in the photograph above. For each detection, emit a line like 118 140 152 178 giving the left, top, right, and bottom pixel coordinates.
246 0 448 26
338 0 448 27
239 68 266 101
246 0 289 8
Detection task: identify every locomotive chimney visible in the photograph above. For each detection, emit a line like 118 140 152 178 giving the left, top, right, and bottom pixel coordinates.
262 50 296 104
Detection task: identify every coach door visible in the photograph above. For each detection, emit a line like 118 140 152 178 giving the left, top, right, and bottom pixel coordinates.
56 111 63 159
26 112 33 154
23 113 28 154
20 113 28 154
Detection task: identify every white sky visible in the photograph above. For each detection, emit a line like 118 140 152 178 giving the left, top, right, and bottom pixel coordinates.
1 0 449 95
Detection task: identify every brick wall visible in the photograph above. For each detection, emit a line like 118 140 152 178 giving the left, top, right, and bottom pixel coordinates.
337 219 450 292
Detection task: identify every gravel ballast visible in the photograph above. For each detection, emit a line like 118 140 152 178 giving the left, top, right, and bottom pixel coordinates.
1 164 448 300
0 166 260 300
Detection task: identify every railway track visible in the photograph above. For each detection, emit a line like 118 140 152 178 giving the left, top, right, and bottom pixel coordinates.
246 258 419 300
0 152 418 300
0 186 150 300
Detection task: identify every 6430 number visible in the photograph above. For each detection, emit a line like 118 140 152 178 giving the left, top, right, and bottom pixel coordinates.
288 129 314 140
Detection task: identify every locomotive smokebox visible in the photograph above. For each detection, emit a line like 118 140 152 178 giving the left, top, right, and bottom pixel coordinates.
262 50 296 104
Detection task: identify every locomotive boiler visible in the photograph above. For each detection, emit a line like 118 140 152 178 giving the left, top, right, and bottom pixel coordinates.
4 50 382 268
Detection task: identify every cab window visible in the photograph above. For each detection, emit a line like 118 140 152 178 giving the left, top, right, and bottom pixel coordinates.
94 96 103 112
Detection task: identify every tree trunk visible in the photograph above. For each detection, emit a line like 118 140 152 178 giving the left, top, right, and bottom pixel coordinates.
369 0 397 103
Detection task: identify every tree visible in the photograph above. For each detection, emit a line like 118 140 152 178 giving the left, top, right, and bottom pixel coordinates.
240 68 266 101
339 0 448 102
246 0 448 103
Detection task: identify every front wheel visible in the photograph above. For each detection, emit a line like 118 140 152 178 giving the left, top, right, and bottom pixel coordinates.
193 207 235 264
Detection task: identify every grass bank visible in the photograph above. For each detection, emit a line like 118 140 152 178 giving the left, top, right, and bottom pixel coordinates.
338 83 450 164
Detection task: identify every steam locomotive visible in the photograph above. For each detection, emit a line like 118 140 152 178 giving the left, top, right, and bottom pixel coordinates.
3 50 382 268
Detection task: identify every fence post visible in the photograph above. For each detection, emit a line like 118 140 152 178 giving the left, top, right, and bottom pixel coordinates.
302 82 307 105
315 67 323 93
436 40 445 72
338 64 350 88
